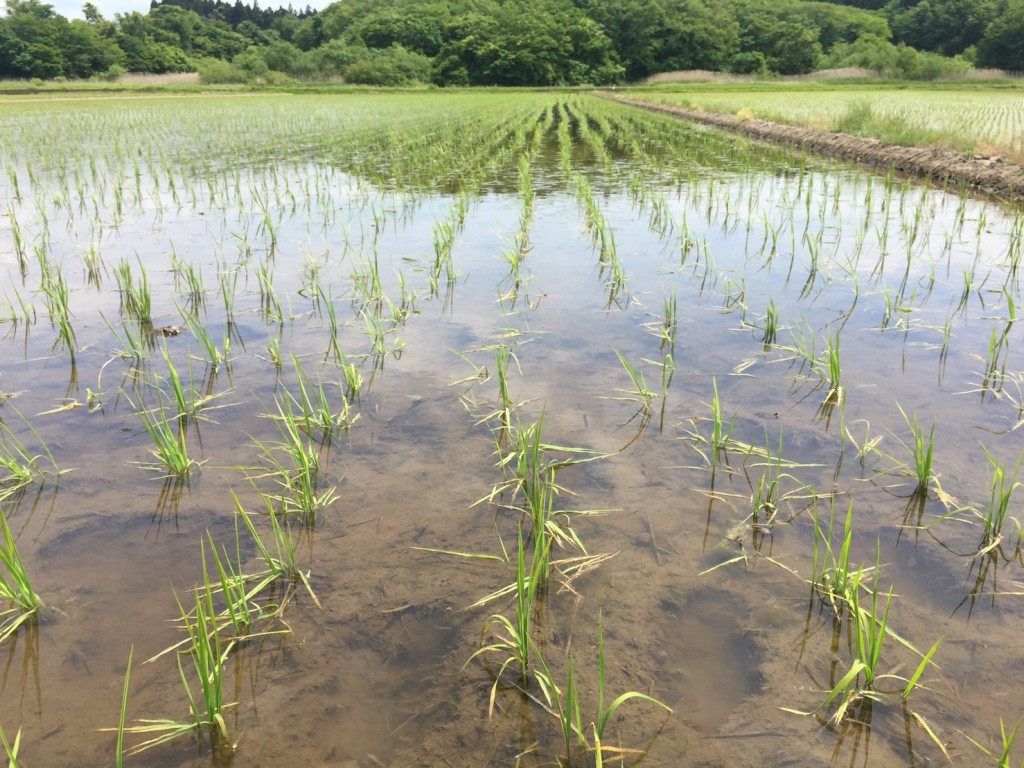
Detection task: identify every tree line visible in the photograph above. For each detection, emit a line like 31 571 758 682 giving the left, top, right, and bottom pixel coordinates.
1 0 1021 84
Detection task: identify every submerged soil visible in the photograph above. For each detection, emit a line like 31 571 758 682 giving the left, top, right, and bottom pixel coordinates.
605 94 1024 200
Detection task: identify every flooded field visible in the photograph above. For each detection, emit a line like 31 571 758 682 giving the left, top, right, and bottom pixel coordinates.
1 91 1023 767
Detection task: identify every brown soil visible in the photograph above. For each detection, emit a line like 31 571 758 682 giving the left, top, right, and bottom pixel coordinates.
605 94 1024 200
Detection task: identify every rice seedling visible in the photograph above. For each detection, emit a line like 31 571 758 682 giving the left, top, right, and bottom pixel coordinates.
894 406 936 498
980 326 1010 394
809 500 863 616
642 288 678 354
176 259 206 315
159 342 230 422
39 268 76 360
0 283 35 328
0 509 44 642
6 207 25 273
836 582 940 724
112 258 152 324
251 394 338 527
533 645 587 761
200 536 259 637
254 258 282 321
680 378 749 467
792 538 942 727
179 306 229 371
491 410 604 572
232 489 319 607
101 311 151 362
430 218 457 297
219 267 239 326
0 723 20 767
976 444 1022 554
591 613 671 740
469 343 520 434
466 527 542 711
114 646 132 768
126 392 196 476
965 718 1024 767
315 284 345 366
608 350 659 419
822 329 842 405
746 431 810 532
532 612 671 766
0 411 58 489
283 354 359 441
120 586 234 756
338 357 363 404
762 298 779 348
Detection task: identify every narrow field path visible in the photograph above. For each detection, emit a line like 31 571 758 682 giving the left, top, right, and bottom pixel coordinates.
603 93 1024 200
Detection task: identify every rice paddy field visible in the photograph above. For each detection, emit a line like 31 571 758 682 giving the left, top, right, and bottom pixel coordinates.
628 86 1024 160
1 90 1024 767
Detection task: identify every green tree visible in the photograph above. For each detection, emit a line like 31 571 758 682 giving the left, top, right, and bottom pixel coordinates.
732 0 823 74
657 0 739 72
115 11 193 72
976 5 1024 71
345 8 444 55
3 0 66 77
888 0 1005 57
578 0 666 80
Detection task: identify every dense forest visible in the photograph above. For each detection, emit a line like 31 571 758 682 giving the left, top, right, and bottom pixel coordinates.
0 0 1021 84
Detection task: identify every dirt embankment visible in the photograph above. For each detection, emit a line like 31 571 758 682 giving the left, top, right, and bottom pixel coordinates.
605 94 1024 200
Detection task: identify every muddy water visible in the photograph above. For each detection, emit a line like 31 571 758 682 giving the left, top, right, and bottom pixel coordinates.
1 93 1023 767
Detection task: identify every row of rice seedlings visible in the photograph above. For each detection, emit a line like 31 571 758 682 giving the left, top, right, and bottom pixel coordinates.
117 490 315 757
597 97 988 301
800 501 944 726
571 170 628 306
456 382 669 758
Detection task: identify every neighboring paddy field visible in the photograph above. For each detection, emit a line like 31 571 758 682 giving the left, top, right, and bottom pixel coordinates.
625 84 1024 160
1 90 1024 767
